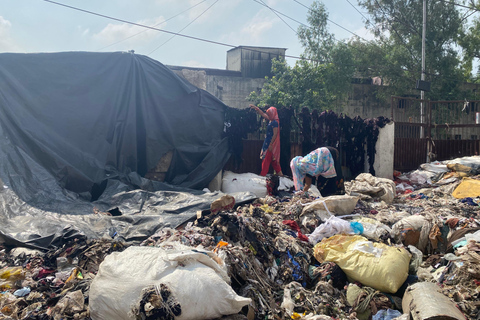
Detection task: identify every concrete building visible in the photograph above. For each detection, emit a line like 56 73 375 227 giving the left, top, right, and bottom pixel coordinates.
168 46 286 109
169 46 394 118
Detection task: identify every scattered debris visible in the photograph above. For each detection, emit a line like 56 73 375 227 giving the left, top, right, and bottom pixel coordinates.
0 156 478 319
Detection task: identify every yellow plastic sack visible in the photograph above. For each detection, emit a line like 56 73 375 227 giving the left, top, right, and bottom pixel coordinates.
314 234 411 293
452 178 480 199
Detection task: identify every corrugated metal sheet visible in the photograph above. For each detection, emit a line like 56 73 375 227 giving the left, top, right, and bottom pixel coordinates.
433 140 480 160
392 96 480 171
223 140 263 174
394 138 428 172
223 140 303 175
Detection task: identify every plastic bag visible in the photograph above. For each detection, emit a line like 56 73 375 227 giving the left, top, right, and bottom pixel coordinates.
420 161 448 173
0 266 25 290
390 215 426 241
314 235 411 293
354 217 391 241
452 178 480 198
221 171 267 198
347 173 396 203
407 245 423 274
308 216 353 245
89 243 251 320
372 309 403 320
301 195 359 220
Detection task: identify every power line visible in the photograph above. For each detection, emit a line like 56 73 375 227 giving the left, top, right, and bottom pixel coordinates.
434 0 480 11
252 0 379 62
40 0 318 62
98 0 210 51
372 0 419 66
257 0 298 34
40 0 388 70
291 0 368 41
344 0 371 24
42 0 234 48
252 0 309 28
147 0 220 55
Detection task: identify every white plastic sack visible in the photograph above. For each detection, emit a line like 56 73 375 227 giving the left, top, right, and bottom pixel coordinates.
390 215 426 240
278 176 294 191
301 195 359 219
465 229 480 243
408 171 430 185
396 182 414 193
354 217 392 241
308 215 353 244
419 161 449 173
347 173 396 203
89 244 251 320
221 171 267 198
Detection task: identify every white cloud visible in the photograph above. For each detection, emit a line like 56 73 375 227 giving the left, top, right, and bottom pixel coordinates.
0 16 12 36
186 0 218 23
351 26 376 41
93 16 167 46
233 10 276 44
77 26 90 37
184 0 242 25
182 60 207 68
0 16 22 51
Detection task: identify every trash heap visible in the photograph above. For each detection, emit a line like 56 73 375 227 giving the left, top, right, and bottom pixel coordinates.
0 156 479 320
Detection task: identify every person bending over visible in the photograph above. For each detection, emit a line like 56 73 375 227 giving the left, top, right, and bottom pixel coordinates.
290 147 342 194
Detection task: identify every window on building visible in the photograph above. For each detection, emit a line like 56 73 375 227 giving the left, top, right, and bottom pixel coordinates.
454 134 462 140
472 135 478 140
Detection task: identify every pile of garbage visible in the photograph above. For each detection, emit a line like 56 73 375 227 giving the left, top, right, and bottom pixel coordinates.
0 156 479 320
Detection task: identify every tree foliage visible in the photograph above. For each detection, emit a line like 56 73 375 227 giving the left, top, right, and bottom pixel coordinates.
357 0 468 100
248 2 355 111
249 0 477 110
459 0 480 81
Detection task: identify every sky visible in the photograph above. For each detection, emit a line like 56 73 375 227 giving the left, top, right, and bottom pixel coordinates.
0 0 374 69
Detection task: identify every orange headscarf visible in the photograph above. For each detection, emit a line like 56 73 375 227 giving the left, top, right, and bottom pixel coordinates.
266 107 281 161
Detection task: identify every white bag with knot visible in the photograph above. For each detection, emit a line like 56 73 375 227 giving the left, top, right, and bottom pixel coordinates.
89 243 251 320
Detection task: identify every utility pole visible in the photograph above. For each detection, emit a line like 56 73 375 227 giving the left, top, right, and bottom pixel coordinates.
420 0 426 139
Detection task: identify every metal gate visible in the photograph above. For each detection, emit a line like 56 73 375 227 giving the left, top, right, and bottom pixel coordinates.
392 96 480 172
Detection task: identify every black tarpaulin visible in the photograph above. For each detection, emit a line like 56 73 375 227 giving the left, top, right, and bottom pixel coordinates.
0 51 247 249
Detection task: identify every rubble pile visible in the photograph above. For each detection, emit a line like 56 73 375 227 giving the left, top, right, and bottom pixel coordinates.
0 156 479 320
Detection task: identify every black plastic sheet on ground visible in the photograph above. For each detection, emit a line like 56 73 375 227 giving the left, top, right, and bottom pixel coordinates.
0 51 248 250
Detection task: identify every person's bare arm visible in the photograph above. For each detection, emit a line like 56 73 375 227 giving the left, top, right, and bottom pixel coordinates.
250 104 270 121
304 176 312 192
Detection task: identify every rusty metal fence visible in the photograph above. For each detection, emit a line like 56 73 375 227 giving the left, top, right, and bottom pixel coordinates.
392 96 480 171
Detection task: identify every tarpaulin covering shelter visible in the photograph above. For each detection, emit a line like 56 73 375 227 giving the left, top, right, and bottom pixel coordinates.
0 51 246 249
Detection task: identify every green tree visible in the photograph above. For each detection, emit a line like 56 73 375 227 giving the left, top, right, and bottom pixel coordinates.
248 1 355 111
458 0 480 81
357 0 468 100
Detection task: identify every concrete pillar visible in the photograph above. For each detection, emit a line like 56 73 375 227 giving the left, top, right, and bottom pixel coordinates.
374 122 395 180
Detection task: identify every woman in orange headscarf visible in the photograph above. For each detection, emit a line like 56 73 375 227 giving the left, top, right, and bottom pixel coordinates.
250 104 283 176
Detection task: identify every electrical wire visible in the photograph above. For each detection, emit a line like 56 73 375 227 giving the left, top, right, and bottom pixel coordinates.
344 0 371 24
40 0 396 70
41 0 314 62
372 0 419 66
434 0 480 11
252 0 309 27
147 0 220 55
292 0 369 41
257 0 298 34
97 0 210 51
